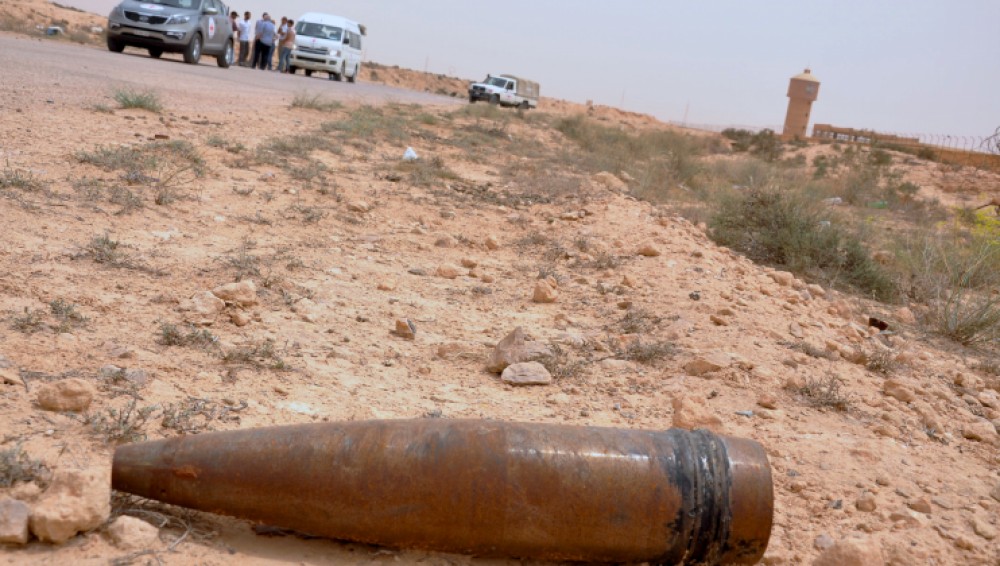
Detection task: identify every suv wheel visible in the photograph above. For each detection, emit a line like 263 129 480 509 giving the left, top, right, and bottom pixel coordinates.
107 37 125 53
217 40 232 68
148 48 163 59
183 33 202 65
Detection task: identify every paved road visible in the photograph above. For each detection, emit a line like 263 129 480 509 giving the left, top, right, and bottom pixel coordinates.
0 33 461 112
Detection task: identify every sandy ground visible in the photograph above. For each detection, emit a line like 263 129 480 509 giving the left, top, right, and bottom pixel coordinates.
1 3 999 566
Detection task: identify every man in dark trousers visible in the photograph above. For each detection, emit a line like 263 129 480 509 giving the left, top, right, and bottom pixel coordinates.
251 13 271 69
255 14 277 70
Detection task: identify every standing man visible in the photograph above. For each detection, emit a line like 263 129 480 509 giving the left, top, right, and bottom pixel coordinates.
278 20 296 73
251 12 265 69
237 11 251 67
256 14 276 71
271 17 288 71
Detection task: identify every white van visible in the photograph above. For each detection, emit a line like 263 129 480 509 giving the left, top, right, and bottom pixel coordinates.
288 12 365 82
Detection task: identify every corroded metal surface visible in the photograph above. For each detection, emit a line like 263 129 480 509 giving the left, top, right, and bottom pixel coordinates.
112 419 773 564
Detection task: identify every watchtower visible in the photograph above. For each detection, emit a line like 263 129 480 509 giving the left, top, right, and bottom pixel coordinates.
781 69 820 140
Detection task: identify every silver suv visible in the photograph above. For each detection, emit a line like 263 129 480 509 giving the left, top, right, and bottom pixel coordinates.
106 0 233 67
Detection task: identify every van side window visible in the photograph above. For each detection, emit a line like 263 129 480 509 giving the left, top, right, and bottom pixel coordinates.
349 32 361 49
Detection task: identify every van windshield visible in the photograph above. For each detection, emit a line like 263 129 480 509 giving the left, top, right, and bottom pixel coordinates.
486 77 510 88
296 22 343 41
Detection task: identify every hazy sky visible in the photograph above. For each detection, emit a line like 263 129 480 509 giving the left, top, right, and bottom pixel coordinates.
68 1 999 138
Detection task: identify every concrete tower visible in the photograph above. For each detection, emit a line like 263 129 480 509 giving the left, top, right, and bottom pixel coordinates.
782 69 820 140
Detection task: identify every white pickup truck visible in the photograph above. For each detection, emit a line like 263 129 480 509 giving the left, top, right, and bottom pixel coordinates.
468 74 539 109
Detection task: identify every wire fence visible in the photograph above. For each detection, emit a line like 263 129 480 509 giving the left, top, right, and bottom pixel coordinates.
812 124 1000 171
670 121 1000 172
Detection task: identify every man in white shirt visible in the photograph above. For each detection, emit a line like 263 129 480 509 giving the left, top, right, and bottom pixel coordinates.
238 11 251 67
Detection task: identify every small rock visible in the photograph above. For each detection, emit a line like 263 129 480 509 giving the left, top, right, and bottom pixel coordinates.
972 517 997 540
532 279 559 303
107 344 135 359
211 280 258 307
990 482 1000 502
2 368 24 387
435 264 461 279
394 318 416 340
931 497 954 510
806 284 826 298
592 171 627 192
36 379 96 412
757 394 778 410
178 291 225 325
105 515 159 550
812 536 884 566
709 314 729 326
484 236 499 250
856 493 877 512
435 343 463 359
907 498 932 514
882 379 916 403
788 321 804 339
376 281 397 291
814 533 835 550
30 467 111 544
962 419 997 443
500 362 552 386
671 395 722 431
636 243 661 257
683 352 732 377
769 271 794 287
894 307 916 325
487 327 553 373
0 498 30 544
122 368 150 387
460 258 478 268
347 200 370 213
291 297 323 323
953 535 976 550
230 311 252 327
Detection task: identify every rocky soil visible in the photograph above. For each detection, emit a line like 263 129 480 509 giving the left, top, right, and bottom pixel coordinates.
1 1 999 565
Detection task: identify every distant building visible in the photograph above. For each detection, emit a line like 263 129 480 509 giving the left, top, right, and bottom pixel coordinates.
782 69 819 140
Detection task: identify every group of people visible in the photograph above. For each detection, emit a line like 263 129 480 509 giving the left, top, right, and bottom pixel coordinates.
228 11 297 73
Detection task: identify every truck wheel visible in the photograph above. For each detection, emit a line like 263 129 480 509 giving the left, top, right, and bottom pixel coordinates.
288 66 297 75
148 48 163 59
216 41 232 68
107 37 125 53
183 33 202 64
519 101 530 110
469 96 476 104
489 94 499 105
347 65 358 83
304 69 313 77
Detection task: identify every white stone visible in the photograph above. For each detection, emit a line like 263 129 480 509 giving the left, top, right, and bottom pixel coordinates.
30 467 111 544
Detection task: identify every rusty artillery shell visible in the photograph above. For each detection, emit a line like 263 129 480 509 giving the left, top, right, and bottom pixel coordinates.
113 419 773 564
